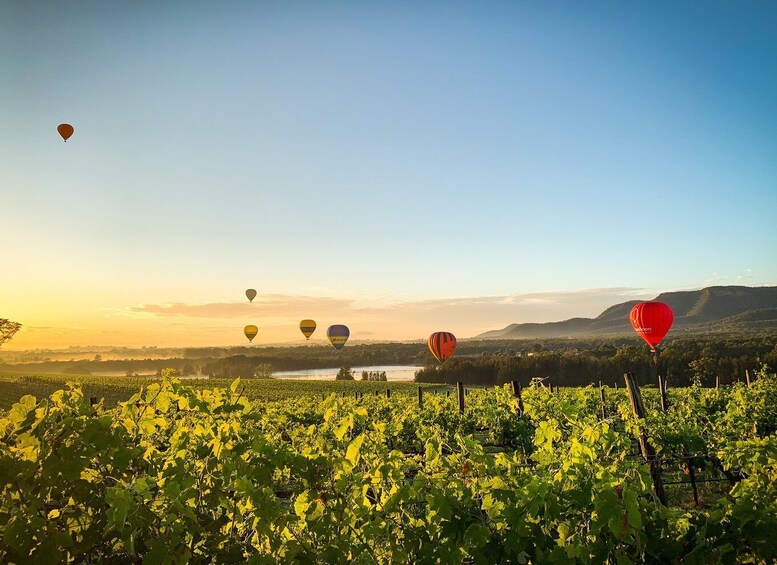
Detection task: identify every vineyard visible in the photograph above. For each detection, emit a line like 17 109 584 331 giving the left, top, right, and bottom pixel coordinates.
0 373 434 411
1 369 776 563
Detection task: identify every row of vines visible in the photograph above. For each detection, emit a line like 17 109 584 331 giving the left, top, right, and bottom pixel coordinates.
1 368 776 563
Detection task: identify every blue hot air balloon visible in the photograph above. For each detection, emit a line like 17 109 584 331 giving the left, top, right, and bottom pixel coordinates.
327 324 350 351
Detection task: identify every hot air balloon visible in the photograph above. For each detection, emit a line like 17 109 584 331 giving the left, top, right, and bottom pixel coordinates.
245 289 257 302
629 302 674 350
327 324 349 351
428 332 457 363
300 319 317 340
57 124 74 142
244 325 258 342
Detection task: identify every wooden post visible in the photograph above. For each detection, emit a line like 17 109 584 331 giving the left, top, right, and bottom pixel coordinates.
89 397 97 407
457 382 465 413
417 387 423 408
715 375 720 389
598 381 606 420
624 372 667 505
614 381 618 390
511 380 524 414
386 388 391 398
375 390 379 396
446 390 450 398
745 369 752 387
684 452 699 507
510 380 519 396
658 374 667 413
355 391 359 400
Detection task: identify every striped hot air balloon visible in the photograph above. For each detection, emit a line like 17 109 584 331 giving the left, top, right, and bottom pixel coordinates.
299 319 317 340
244 325 258 342
327 324 350 351
428 332 457 363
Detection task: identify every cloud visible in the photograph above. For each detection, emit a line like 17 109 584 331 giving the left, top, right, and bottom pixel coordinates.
116 287 654 342
126 295 353 319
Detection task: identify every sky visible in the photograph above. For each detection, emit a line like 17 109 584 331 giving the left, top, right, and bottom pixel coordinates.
1 1 776 349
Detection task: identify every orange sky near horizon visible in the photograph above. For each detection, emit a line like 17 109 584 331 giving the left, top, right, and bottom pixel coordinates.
3 286 662 350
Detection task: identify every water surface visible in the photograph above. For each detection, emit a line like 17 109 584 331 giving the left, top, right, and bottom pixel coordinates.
271 365 422 382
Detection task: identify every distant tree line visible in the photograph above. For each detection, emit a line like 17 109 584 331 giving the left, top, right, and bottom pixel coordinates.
415 336 777 387
2 333 775 386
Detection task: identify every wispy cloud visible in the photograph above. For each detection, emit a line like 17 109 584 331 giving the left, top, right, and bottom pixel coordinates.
126 295 353 319
114 287 655 342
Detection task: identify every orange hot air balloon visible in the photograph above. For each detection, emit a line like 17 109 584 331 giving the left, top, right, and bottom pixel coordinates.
245 289 257 302
629 302 674 350
57 124 74 142
428 332 457 364
299 319 316 340
244 325 258 342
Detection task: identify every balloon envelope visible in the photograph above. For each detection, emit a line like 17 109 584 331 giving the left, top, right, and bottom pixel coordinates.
244 325 259 342
245 289 257 302
327 324 350 351
300 319 317 339
57 123 74 142
428 332 457 363
629 302 674 349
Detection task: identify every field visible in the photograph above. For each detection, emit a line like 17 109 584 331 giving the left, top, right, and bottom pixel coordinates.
1 370 776 563
0 372 437 411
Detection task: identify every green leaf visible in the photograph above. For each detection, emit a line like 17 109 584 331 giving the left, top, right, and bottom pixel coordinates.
9 395 37 425
106 486 133 529
346 435 365 466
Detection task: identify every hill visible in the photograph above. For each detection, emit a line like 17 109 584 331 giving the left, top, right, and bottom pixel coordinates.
477 285 777 339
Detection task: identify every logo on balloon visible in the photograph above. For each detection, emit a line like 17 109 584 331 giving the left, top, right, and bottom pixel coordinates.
629 302 673 350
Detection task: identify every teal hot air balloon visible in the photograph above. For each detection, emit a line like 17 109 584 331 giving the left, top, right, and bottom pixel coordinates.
327 324 350 351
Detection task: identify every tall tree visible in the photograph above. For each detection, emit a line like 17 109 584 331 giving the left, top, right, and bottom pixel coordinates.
0 318 21 348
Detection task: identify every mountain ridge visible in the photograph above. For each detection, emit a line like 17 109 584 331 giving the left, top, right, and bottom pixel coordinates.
476 285 777 339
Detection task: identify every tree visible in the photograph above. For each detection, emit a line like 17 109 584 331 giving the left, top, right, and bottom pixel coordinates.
254 363 273 379
336 366 354 380
361 370 387 381
0 318 21 348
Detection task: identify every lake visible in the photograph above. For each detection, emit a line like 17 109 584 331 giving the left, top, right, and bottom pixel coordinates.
271 365 423 382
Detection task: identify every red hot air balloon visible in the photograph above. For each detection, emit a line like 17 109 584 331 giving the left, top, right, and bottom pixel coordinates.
428 332 457 363
57 124 74 142
629 302 674 350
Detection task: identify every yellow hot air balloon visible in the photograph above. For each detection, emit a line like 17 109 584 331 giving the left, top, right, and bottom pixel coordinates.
246 289 257 302
244 325 258 342
299 319 316 340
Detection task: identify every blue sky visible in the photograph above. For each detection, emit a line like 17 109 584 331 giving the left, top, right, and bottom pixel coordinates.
1 1 776 347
